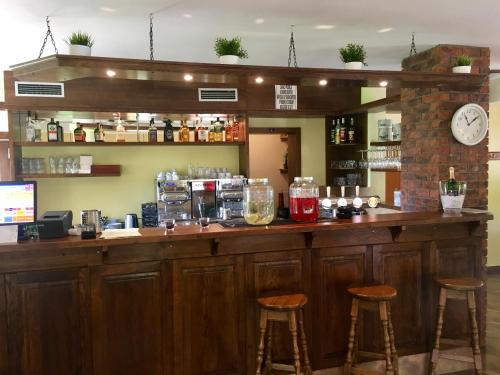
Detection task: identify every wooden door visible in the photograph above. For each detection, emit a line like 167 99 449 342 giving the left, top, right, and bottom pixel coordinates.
90 262 167 375
0 275 8 375
245 250 310 372
5 268 90 375
312 246 367 369
172 255 246 374
373 242 426 354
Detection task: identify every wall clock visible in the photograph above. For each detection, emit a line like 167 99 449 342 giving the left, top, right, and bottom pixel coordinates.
451 103 488 146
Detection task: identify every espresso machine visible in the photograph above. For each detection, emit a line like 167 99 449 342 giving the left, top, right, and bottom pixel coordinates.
217 177 245 219
156 180 192 223
190 180 217 219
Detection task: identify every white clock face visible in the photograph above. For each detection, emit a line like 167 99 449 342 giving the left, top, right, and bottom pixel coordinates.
451 104 488 146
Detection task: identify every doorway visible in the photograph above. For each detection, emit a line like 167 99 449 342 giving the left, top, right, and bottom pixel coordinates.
248 128 301 209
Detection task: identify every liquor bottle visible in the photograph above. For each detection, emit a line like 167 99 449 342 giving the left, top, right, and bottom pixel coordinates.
180 120 189 142
220 119 226 142
335 119 341 144
348 117 355 144
188 121 196 142
56 121 64 142
73 122 86 142
225 120 233 142
116 120 126 142
214 117 222 142
446 167 459 196
163 119 174 142
339 118 347 144
148 117 158 143
47 118 58 142
198 121 208 142
33 113 42 142
232 117 240 142
25 111 35 142
208 121 215 142
330 119 336 144
194 121 200 142
94 123 105 142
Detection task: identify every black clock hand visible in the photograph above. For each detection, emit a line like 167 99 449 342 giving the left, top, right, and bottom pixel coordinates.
464 113 471 126
469 116 480 125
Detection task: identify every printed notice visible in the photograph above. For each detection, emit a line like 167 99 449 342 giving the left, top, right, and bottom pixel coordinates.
275 85 297 110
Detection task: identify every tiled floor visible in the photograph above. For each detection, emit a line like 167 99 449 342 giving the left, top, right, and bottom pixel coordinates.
484 273 500 375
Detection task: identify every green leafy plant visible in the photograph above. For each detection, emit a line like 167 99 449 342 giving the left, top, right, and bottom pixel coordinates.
339 43 367 64
455 55 472 67
214 37 248 59
66 31 94 47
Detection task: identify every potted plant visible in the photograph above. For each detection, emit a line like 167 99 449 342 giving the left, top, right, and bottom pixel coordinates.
66 31 94 56
214 37 248 64
453 55 473 73
339 43 367 70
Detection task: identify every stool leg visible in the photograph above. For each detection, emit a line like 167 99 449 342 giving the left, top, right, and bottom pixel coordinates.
430 287 447 375
264 321 273 374
256 309 268 375
298 309 312 375
288 311 301 375
379 301 395 375
467 291 483 375
344 298 359 375
387 303 399 375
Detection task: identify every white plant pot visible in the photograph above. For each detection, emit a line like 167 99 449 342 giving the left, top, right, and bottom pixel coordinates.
345 61 363 70
219 55 240 64
452 65 472 74
68 44 91 56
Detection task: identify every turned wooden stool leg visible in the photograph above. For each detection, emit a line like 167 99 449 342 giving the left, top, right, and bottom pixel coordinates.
379 301 395 375
467 291 483 375
298 309 312 375
256 309 268 375
344 298 359 375
430 287 447 375
387 303 399 375
288 311 302 375
264 321 273 374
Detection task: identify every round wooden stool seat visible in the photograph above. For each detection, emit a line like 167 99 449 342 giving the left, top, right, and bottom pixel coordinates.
257 293 308 311
436 277 484 291
347 285 397 301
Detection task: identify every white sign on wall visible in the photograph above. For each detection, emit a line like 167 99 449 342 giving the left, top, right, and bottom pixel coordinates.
275 85 298 110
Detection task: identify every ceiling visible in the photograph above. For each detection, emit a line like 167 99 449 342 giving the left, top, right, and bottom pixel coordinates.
1 0 500 74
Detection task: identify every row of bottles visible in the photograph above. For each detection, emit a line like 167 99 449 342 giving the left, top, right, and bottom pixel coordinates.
330 116 356 145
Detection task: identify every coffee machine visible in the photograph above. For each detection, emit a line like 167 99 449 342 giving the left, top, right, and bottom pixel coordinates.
156 180 192 223
190 180 217 219
217 177 245 219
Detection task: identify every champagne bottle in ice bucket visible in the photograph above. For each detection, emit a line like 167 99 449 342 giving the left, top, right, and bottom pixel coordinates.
439 167 466 212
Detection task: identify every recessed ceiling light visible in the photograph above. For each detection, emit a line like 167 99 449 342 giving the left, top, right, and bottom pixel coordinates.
183 13 192 19
254 18 265 24
255 77 264 84
100 6 116 13
319 79 328 86
315 25 335 30
377 28 393 33
379 80 388 87
106 69 116 77
184 74 193 81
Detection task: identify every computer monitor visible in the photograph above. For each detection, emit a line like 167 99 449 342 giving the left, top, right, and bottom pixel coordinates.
0 181 37 226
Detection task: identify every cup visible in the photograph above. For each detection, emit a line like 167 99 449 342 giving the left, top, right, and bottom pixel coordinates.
199 217 210 228
165 218 176 231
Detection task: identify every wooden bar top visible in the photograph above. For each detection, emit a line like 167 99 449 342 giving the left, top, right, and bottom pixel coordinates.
1 210 492 252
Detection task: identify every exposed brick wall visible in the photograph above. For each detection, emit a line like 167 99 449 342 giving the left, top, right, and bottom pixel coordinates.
400 45 490 211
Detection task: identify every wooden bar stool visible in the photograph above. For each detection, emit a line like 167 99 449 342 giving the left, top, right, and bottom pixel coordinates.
429 277 484 375
255 293 312 375
344 285 399 375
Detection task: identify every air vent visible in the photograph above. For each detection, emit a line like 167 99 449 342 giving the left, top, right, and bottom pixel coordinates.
15 81 64 98
198 88 238 102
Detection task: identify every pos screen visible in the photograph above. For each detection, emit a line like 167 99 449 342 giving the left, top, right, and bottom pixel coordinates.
0 181 36 225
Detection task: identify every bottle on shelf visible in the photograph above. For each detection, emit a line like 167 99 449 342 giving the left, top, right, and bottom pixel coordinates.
94 123 105 142
446 167 459 196
335 119 341 144
198 120 208 142
180 120 189 142
232 116 240 142
116 120 126 142
47 118 58 142
148 117 158 143
188 121 196 142
208 121 215 142
25 111 36 142
225 120 233 142
56 121 64 142
348 117 356 144
173 121 180 142
330 119 336 144
163 119 174 142
194 120 200 142
214 117 222 142
339 117 347 144
73 122 86 142
32 113 42 142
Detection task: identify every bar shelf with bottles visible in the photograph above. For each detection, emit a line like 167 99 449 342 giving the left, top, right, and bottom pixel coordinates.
13 111 247 146
325 113 368 193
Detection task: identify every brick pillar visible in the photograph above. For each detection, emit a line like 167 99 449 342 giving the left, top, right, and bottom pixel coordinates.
400 44 489 211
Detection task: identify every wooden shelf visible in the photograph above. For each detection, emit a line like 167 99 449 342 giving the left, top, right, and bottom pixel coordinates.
328 143 360 147
370 141 401 147
17 172 121 178
14 141 245 147
371 169 401 173
330 168 361 170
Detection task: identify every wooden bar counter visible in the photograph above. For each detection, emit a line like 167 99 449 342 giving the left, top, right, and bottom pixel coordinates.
0 211 492 375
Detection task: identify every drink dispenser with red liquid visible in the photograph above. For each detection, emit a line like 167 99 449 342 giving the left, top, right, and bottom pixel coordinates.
289 177 319 222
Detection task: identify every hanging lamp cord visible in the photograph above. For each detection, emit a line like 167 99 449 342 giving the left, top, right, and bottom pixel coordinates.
38 16 58 59
149 13 154 60
288 25 298 68
409 32 417 56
